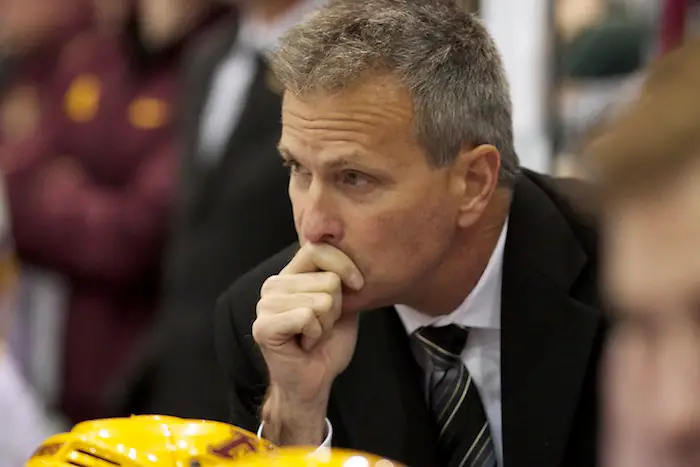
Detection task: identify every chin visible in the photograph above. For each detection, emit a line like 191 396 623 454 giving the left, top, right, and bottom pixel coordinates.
341 286 393 313
340 289 368 313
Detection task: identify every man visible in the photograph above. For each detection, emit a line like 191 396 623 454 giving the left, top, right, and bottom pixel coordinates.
215 1 605 466
585 38 700 467
112 0 324 420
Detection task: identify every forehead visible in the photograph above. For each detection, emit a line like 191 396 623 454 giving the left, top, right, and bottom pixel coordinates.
279 77 416 156
605 167 700 313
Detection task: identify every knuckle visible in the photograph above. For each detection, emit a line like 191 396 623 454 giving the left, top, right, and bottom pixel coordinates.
256 294 281 316
315 292 334 312
255 299 267 318
260 275 282 295
322 272 341 291
251 318 267 344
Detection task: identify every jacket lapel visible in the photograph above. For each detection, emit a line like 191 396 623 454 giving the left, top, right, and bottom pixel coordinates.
331 308 441 467
501 172 603 467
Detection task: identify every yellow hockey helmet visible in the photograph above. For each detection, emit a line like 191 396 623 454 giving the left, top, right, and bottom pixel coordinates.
229 447 404 467
25 415 274 466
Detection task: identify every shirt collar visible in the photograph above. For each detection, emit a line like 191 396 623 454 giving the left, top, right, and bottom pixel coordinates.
237 0 327 53
395 217 509 333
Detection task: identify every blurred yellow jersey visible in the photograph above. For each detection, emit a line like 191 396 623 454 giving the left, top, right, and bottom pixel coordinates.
25 415 274 466
233 447 404 466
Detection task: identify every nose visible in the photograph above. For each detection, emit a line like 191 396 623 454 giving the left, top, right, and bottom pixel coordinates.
297 185 344 245
654 326 700 457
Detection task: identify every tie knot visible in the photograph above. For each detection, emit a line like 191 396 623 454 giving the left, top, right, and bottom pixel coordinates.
413 325 469 368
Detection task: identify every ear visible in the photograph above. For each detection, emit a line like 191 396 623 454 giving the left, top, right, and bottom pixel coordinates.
448 144 501 228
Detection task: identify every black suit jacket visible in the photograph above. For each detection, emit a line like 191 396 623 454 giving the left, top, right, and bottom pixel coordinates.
109 18 297 421
214 170 606 467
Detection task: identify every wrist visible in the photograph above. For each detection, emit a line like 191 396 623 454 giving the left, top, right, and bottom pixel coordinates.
261 385 330 446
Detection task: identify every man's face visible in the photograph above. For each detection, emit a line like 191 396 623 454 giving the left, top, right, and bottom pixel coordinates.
136 0 205 44
0 0 70 53
91 0 130 29
604 159 700 466
279 78 468 312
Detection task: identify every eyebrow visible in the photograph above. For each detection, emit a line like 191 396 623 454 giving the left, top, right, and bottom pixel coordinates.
277 145 369 170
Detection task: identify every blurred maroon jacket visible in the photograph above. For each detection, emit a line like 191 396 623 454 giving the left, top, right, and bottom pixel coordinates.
0 5 231 423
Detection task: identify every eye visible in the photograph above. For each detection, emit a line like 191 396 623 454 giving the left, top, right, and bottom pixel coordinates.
340 170 372 187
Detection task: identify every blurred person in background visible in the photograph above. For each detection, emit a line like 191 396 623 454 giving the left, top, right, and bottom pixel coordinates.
0 0 92 423
0 0 231 425
111 0 322 421
552 0 655 179
585 38 700 467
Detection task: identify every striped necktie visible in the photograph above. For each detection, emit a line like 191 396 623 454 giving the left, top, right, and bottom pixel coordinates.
413 325 496 467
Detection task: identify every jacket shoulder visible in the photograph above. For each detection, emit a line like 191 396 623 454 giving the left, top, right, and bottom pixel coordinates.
522 169 599 255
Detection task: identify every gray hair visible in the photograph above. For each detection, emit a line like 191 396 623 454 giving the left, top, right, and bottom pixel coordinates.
269 0 519 185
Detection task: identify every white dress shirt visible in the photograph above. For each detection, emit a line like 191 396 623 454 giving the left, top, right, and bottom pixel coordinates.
198 0 326 163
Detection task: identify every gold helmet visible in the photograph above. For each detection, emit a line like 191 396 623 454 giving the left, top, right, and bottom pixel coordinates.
230 447 404 467
25 415 274 466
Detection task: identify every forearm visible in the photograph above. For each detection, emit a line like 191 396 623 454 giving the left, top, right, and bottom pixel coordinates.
261 385 329 446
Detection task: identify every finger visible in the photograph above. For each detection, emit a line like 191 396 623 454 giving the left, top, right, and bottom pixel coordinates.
252 307 323 349
281 243 363 290
301 332 323 352
261 272 341 296
259 292 340 334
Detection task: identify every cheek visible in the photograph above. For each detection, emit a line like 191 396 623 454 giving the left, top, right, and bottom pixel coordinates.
351 201 450 258
343 211 389 251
